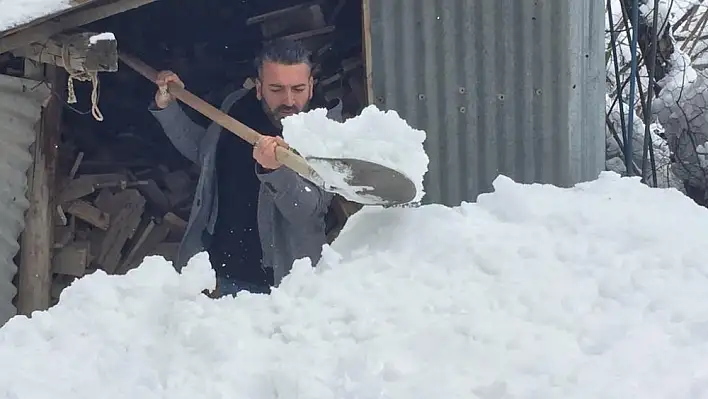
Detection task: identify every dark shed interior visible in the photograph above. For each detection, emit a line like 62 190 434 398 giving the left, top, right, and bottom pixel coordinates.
1 0 367 304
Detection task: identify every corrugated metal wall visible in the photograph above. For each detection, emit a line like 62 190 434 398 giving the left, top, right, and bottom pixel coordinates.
0 74 49 326
364 0 605 206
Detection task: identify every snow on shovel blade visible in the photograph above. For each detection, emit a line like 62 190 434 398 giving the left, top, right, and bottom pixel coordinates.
305 156 418 206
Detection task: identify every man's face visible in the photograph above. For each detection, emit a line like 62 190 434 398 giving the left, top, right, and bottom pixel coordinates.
256 61 313 122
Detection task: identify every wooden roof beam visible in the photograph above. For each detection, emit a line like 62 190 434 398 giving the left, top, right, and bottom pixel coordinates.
245 0 325 26
12 32 118 74
0 0 155 54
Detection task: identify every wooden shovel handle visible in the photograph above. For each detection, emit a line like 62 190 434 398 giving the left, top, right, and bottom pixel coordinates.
119 51 261 144
117 52 315 179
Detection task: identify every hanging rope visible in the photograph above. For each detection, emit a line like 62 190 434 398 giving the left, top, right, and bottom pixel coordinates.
61 44 104 121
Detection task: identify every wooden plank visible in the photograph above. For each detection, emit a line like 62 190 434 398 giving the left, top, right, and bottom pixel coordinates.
361 0 374 105
17 66 63 316
0 0 156 54
53 222 75 249
320 58 363 88
162 212 187 240
276 26 335 42
120 219 157 265
58 172 129 203
116 219 170 274
55 204 68 225
261 5 326 39
137 179 169 211
95 189 146 274
94 188 115 212
65 199 110 230
13 32 118 73
68 151 84 179
246 0 324 25
52 240 90 277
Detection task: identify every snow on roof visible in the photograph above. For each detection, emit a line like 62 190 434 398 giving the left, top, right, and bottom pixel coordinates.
0 0 81 34
1 168 705 397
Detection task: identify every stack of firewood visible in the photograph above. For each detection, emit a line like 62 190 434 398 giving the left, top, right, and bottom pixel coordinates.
50 149 195 302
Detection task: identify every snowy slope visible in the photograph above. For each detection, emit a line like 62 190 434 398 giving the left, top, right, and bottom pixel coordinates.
1 172 707 398
0 0 75 33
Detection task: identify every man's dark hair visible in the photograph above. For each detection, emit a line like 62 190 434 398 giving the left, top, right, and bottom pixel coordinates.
254 38 313 77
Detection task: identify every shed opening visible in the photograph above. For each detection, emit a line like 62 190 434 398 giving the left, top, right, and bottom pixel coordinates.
2 0 367 304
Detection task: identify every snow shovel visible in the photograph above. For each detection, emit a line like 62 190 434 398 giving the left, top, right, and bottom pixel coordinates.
117 52 417 206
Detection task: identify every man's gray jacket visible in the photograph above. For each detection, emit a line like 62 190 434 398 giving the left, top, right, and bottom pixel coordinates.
148 88 342 286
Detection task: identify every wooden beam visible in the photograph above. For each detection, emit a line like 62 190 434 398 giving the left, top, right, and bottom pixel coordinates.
65 200 111 230
13 32 118 73
246 0 324 25
247 1 328 40
52 240 91 277
361 0 374 105
277 26 335 42
17 66 64 316
0 0 156 54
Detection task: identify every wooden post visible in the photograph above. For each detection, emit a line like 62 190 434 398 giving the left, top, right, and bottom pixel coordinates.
361 0 374 105
17 66 63 315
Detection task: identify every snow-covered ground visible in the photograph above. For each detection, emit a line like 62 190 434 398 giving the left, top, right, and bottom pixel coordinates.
1 171 708 398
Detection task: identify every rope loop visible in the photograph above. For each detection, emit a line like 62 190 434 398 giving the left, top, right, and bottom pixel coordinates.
61 44 104 121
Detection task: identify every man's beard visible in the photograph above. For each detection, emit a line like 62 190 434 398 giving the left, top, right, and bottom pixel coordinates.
261 99 310 128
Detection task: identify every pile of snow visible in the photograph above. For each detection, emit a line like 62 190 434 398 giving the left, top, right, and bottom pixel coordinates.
2 172 708 398
0 0 74 32
282 105 429 204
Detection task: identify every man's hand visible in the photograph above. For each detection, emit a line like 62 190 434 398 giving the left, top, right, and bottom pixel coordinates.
154 70 185 109
254 136 289 171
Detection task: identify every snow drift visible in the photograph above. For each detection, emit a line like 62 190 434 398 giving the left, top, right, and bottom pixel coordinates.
1 171 707 398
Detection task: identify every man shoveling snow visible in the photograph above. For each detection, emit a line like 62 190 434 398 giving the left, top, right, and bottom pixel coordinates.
1 171 708 398
144 37 426 297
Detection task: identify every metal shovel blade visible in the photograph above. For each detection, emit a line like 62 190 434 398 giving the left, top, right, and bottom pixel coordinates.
304 156 418 206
